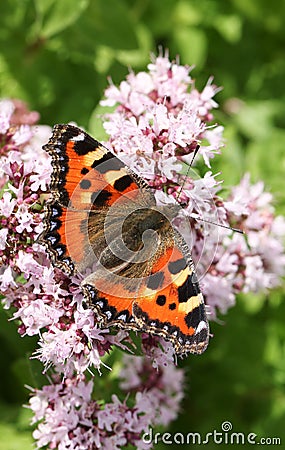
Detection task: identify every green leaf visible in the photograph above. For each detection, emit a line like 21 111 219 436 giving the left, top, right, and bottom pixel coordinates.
174 0 203 26
116 23 153 68
233 100 280 141
173 27 207 68
55 0 138 64
0 402 33 450
33 0 89 38
213 14 242 43
245 129 285 201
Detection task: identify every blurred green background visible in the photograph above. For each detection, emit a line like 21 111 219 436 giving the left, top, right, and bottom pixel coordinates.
0 0 285 449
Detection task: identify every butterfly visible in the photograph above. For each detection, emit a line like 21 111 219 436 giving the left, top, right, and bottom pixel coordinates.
40 124 209 356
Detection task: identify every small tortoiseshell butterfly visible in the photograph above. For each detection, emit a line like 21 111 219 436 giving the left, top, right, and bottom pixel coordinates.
40 124 209 356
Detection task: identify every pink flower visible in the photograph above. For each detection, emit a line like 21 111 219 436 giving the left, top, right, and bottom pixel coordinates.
0 192 16 217
13 299 64 336
27 376 164 450
198 125 224 168
12 124 33 146
101 52 223 200
0 265 17 290
0 99 14 133
0 228 8 250
189 77 221 119
119 351 185 427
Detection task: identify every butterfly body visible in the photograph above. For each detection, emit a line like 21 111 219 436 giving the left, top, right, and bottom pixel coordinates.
40 124 209 355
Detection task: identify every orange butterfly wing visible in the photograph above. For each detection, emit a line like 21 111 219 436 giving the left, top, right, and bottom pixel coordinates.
41 124 144 274
41 124 209 355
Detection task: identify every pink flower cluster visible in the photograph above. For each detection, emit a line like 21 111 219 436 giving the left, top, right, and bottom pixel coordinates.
0 99 51 287
102 53 222 188
201 174 285 315
101 51 285 318
28 354 184 450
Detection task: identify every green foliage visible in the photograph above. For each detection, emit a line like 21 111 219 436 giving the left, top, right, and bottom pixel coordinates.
0 0 284 448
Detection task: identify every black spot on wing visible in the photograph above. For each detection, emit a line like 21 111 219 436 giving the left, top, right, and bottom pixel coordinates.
114 175 133 192
168 258 187 274
156 295 166 306
147 272 165 290
81 167 89 175
196 327 208 344
91 153 120 173
91 190 112 206
80 179 91 189
178 274 200 303
169 302 177 311
184 305 202 329
72 137 101 156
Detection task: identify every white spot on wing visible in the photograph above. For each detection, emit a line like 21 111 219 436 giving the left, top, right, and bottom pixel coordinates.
195 320 208 334
72 133 85 142
117 314 127 321
105 311 112 320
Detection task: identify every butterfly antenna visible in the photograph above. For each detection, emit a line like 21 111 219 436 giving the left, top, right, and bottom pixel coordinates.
176 145 244 235
176 144 200 203
192 215 244 234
